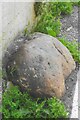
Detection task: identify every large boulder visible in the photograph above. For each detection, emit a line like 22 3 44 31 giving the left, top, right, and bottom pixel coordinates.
3 33 76 98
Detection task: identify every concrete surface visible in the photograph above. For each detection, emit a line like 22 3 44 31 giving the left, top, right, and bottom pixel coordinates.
70 80 78 118
2 2 35 53
71 68 79 119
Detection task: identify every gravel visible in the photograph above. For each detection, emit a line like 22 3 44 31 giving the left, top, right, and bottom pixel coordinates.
59 5 79 118
59 6 78 42
61 67 78 117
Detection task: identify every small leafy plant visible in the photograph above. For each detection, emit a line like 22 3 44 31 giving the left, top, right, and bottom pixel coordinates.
31 2 73 37
2 86 68 119
72 1 80 7
34 2 73 17
32 13 61 37
59 37 80 63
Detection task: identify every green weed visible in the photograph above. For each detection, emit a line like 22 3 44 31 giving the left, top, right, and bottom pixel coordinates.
2 86 68 119
32 13 61 37
59 37 80 63
31 2 73 37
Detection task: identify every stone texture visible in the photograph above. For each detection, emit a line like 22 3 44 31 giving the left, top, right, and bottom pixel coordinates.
3 33 76 98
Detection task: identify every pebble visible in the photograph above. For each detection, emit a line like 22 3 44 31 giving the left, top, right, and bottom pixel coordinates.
66 26 73 31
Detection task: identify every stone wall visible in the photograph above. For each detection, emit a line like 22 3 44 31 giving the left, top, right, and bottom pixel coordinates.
2 2 35 52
